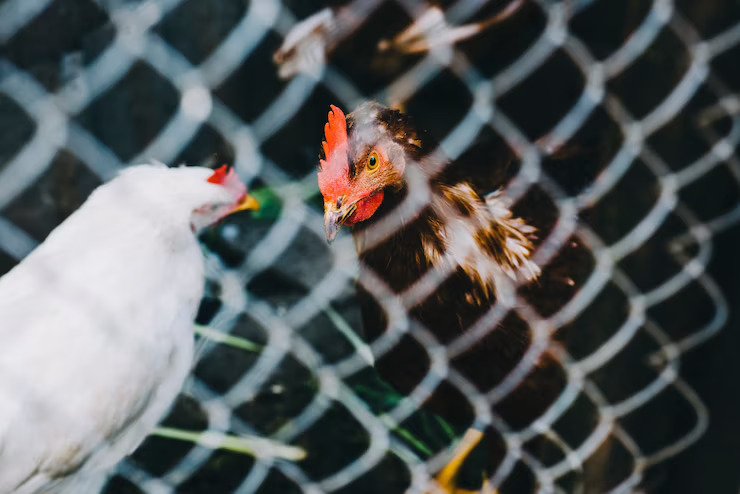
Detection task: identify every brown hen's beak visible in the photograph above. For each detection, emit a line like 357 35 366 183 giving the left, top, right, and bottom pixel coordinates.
324 201 357 243
232 193 260 214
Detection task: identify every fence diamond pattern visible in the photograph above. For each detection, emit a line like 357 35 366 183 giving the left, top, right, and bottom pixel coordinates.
0 0 739 492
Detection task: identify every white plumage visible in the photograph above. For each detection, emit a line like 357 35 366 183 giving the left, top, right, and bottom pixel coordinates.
0 164 256 493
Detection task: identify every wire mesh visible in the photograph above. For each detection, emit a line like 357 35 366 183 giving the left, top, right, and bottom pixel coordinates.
0 0 739 492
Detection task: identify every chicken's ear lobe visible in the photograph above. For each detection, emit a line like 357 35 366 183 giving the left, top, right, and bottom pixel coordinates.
208 165 231 184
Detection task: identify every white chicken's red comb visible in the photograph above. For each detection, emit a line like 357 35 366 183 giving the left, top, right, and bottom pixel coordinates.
207 165 248 201
208 165 231 184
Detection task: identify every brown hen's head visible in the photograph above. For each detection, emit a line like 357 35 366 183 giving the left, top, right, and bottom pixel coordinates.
317 102 424 241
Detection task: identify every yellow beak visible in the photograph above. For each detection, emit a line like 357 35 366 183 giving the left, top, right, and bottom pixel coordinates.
233 193 260 213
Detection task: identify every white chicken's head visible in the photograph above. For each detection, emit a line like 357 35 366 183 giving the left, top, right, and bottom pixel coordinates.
104 164 259 232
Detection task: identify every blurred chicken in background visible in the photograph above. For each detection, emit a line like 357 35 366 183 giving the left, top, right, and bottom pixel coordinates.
378 0 525 60
273 1 383 80
274 0 526 79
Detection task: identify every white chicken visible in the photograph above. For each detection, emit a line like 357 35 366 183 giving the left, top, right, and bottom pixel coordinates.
0 163 259 493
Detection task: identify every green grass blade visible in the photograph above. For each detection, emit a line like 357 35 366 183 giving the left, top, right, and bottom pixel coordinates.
153 427 306 461
194 324 262 353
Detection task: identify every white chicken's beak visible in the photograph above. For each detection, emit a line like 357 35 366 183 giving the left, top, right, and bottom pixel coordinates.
232 193 260 214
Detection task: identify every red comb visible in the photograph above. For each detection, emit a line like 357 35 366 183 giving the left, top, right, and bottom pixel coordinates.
208 165 230 184
318 105 351 200
321 105 348 168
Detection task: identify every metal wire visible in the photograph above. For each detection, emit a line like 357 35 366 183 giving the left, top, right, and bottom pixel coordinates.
0 0 738 492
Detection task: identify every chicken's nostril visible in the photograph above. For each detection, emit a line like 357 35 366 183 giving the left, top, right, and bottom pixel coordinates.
336 197 343 209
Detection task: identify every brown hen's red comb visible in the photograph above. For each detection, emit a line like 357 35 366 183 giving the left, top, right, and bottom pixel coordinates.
321 105 348 167
208 165 230 184
318 105 351 200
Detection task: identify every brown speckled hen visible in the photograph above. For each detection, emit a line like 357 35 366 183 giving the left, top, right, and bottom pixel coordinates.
317 102 578 492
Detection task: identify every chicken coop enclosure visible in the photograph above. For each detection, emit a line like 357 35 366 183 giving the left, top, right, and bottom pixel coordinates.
1 0 739 492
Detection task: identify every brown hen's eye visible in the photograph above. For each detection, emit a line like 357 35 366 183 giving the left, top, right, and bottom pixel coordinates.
367 152 380 171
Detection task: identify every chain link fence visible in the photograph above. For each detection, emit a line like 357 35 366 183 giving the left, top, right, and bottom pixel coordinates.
1 0 739 492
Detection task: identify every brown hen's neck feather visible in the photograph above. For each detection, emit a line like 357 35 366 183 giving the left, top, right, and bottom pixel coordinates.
354 175 540 302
